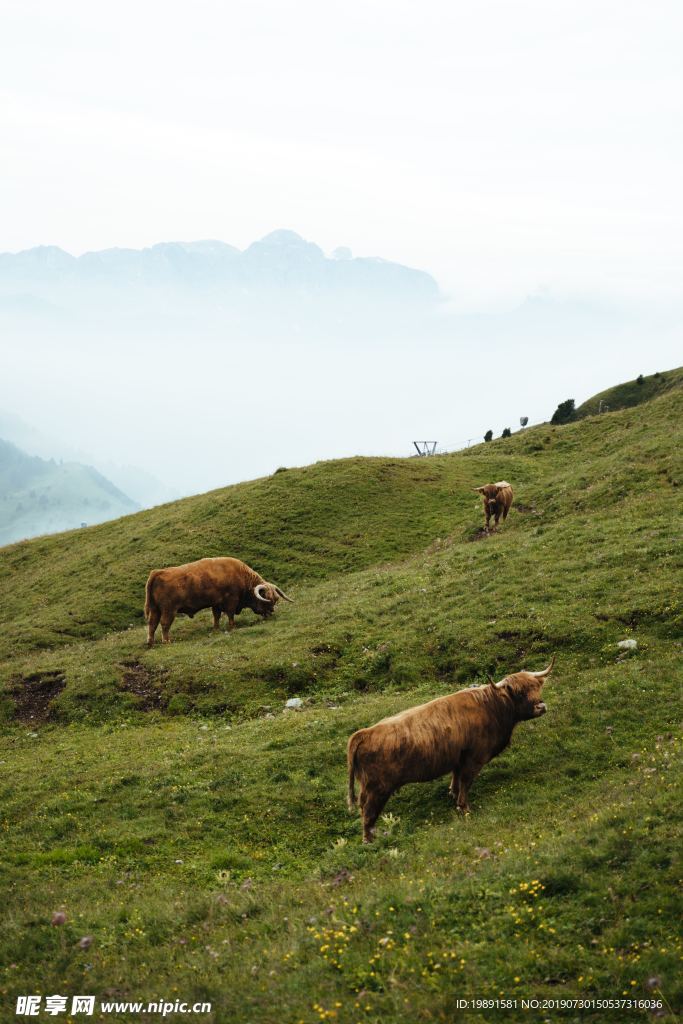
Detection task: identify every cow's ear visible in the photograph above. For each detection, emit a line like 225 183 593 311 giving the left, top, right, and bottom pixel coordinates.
474 486 485 494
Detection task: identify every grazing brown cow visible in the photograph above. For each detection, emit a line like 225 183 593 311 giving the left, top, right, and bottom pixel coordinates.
347 657 555 842
144 556 293 646
475 480 514 531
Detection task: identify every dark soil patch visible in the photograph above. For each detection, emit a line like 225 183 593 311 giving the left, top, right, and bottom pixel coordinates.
309 642 343 673
119 660 169 711
310 642 342 658
493 628 548 663
12 670 66 723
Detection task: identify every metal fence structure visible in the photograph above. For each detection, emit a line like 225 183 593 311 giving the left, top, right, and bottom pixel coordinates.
410 432 514 457
404 398 611 460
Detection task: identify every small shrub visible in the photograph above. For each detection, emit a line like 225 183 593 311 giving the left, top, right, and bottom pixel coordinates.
501 427 511 438
636 374 644 386
211 851 252 872
167 693 192 715
551 399 576 425
484 430 493 443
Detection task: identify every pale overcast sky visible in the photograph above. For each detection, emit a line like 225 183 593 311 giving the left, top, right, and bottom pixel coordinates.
2 0 682 308
1 1 682 499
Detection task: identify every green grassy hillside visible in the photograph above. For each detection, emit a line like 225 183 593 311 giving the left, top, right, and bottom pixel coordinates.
0 438 137 546
0 374 681 1023
575 366 683 419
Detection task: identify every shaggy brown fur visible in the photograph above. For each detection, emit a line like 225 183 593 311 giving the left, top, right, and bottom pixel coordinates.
347 658 555 842
475 480 514 531
144 556 293 646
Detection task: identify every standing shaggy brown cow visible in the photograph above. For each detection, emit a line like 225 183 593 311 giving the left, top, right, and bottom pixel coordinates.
347 658 555 842
475 480 514 531
144 556 293 645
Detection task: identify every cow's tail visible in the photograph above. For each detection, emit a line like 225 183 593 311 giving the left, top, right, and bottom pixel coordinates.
144 572 158 621
347 731 364 811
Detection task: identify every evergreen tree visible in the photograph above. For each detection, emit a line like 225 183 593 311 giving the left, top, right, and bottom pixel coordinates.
550 399 576 425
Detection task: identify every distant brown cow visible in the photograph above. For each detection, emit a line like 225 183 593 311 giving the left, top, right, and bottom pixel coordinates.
475 480 514 531
347 658 555 842
144 556 293 645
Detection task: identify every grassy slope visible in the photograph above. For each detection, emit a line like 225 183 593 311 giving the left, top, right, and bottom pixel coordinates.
0 378 681 1023
0 439 137 546
575 366 683 420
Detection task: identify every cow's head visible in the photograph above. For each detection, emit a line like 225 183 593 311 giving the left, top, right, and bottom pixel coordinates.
494 656 555 720
475 484 499 511
251 582 294 618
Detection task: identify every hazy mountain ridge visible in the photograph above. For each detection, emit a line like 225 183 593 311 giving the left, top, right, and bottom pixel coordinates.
0 230 439 303
2 233 679 502
0 438 138 545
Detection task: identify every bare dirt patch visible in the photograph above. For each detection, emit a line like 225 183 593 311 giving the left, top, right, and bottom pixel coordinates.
12 670 66 723
118 660 169 711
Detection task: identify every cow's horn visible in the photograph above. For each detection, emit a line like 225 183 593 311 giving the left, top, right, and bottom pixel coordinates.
254 583 274 603
273 585 294 603
531 655 556 679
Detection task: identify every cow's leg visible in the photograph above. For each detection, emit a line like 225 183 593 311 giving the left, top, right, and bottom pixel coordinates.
361 787 390 844
484 509 491 532
160 611 175 644
456 758 486 814
211 606 222 631
449 770 460 799
146 608 160 647
223 597 238 631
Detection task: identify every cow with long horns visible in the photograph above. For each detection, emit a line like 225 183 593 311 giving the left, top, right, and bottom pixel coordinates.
144 556 293 645
347 657 555 842
475 480 514 531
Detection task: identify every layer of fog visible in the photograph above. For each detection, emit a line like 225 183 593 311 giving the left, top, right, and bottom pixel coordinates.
2 296 679 502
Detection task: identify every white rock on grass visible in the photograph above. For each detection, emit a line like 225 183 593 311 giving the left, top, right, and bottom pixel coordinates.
285 697 304 709
617 638 638 651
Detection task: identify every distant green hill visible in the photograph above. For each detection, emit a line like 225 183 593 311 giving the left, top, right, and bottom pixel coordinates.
575 365 683 418
0 438 137 545
0 369 681 1022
